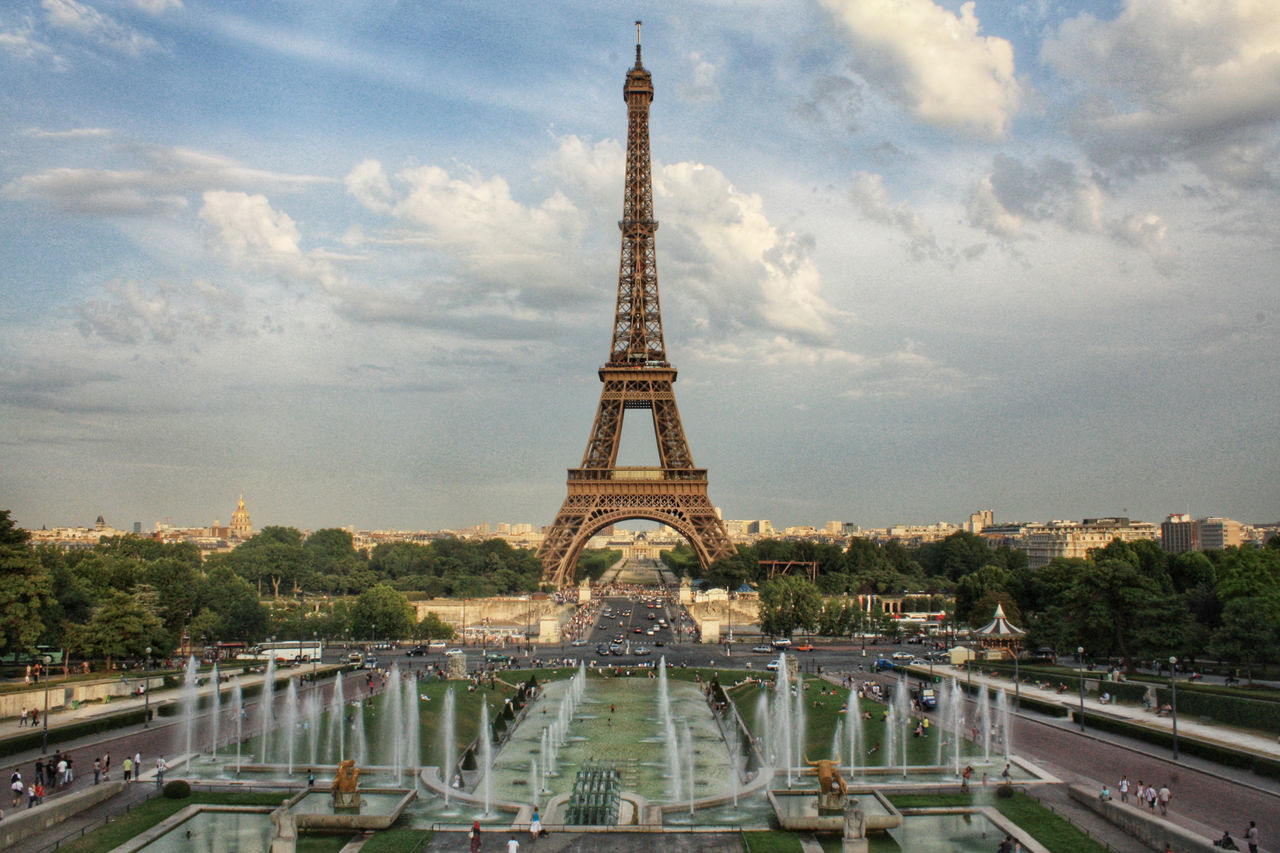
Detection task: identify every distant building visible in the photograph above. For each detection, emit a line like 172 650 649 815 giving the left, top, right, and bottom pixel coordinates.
1161 514 1243 553
1023 517 1158 568
966 509 994 534
230 496 253 540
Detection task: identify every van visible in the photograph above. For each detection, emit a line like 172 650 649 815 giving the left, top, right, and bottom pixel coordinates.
346 652 363 664
771 638 792 650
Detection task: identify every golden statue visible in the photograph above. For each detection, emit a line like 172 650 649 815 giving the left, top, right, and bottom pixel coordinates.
330 758 360 794
805 756 848 796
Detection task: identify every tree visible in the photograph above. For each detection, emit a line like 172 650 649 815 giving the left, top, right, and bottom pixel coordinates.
350 584 415 641
757 575 822 638
0 510 52 655
954 565 1011 626
194 566 268 642
71 590 166 668
414 612 456 640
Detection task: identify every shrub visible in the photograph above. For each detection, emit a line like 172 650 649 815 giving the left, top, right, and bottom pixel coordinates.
996 783 1015 798
162 780 191 799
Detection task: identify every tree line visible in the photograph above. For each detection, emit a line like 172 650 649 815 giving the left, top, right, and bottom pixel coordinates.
670 530 1280 669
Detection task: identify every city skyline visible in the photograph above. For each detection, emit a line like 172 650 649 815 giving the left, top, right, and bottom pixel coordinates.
3 2 1277 533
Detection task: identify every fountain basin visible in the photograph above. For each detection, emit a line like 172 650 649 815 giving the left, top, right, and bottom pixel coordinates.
767 787 902 833
285 787 416 830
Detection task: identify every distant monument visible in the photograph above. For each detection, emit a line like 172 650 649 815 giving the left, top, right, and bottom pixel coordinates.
331 760 362 811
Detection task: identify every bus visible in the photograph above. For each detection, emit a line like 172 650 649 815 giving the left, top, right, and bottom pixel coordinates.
235 640 323 663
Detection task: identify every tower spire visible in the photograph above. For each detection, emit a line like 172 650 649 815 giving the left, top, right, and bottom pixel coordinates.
635 20 642 66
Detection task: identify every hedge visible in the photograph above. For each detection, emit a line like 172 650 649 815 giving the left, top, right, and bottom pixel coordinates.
1150 687 1280 736
1071 711 1280 780
0 708 149 759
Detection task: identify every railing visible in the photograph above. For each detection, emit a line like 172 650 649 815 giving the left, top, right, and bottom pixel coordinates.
567 467 707 482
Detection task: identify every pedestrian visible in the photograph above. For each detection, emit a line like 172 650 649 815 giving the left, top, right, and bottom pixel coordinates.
10 775 22 808
34 781 44 805
1135 781 1146 807
93 757 101 785
307 769 315 788
55 758 68 789
103 752 111 781
134 752 142 777
1245 820 1259 853
1158 783 1171 815
506 835 519 853
530 808 543 841
961 764 973 792
470 820 482 853
26 783 36 809
64 755 74 785
122 756 134 782
1146 783 1158 812
34 759 44 788
19 708 27 728
156 755 166 787
1119 775 1130 804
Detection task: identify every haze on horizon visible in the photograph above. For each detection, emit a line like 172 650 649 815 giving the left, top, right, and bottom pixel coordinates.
2 1 1277 534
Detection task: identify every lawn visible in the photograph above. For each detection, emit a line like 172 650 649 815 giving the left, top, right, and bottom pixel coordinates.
887 791 1113 853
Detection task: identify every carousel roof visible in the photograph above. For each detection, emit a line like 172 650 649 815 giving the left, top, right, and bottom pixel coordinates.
975 602 1026 637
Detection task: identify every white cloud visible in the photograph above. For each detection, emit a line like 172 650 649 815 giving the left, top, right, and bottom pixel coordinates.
678 53 721 102
42 0 160 56
132 0 181 12
850 171 944 261
75 277 239 345
24 126 113 139
817 0 1021 138
4 145 329 216
0 17 65 68
198 190 343 293
1043 0 1280 187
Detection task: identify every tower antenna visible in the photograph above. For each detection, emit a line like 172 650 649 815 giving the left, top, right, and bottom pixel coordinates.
635 20 642 65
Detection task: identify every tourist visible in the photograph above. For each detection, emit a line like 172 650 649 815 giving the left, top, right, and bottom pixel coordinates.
530 808 543 841
103 752 111 781
34 781 44 805
1119 775 1130 803
1099 785 1111 802
156 755 167 787
1244 820 1259 853
1145 783 1158 812
93 757 101 784
469 820 482 852
10 774 23 808
307 769 315 788
1214 829 1239 849
506 834 520 852
961 764 973 793
26 783 36 809
1158 783 1171 815
122 756 133 782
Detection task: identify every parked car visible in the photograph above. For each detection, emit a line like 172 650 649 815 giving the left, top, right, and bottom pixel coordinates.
406 645 430 656
634 646 652 656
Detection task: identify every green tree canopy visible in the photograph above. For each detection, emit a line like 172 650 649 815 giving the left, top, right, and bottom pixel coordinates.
0 510 52 654
757 575 822 638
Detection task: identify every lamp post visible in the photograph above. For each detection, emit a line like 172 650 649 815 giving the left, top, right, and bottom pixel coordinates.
40 654 52 754
1077 646 1085 732
144 646 152 728
1169 656 1179 760
1013 648 1020 710
312 631 318 686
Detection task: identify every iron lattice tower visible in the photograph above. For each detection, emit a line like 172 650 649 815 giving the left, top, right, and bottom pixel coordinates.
538 24 736 588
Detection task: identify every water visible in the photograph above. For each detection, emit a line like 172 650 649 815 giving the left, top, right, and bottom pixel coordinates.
441 688 456 802
259 657 276 764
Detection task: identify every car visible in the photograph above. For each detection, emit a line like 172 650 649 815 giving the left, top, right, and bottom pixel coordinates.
891 651 914 661
874 658 895 672
362 657 379 669
634 627 643 633
571 639 587 646
608 644 624 655
909 659 927 666
444 648 465 657
598 624 608 630
484 653 510 663
647 613 656 620
772 639 793 650
406 645 430 656
634 646 652 656
917 688 938 710
596 645 611 656
346 652 364 664
752 645 773 654
794 643 814 652
766 660 780 671
654 640 664 647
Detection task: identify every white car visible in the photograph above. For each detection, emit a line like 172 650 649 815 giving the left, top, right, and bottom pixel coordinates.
892 651 914 661
766 660 780 671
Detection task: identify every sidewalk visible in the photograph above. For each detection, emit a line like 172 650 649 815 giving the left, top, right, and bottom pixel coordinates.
928 663 1280 762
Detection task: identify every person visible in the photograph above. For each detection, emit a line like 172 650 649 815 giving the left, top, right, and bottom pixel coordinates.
1145 783 1158 812
103 752 111 781
997 836 1013 853
1001 762 1011 782
26 783 35 809
1119 775 1130 804
1158 783 1171 815
10 775 22 808
34 781 44 805
961 764 973 793
1100 785 1111 802
307 769 315 788
1214 829 1239 849
1244 820 1258 853
506 835 520 853
155 755 167 787
93 757 101 785
469 820 482 853
530 808 542 841
122 756 133 782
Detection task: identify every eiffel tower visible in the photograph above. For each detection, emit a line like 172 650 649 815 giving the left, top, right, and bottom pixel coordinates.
538 23 736 588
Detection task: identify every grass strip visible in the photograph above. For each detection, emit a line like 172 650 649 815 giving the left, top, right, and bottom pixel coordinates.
741 829 805 852
358 828 433 853
52 791 285 853
887 790 1112 853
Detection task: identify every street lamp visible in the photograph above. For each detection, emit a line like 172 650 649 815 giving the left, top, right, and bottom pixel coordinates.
1169 656 1179 761
312 631 318 686
40 654 52 754
1077 646 1085 732
1013 648 1020 710
144 646 152 728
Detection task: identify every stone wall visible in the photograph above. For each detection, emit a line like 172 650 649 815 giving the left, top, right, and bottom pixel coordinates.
0 780 125 850
1 675 164 720
413 598 572 636
1068 783 1216 853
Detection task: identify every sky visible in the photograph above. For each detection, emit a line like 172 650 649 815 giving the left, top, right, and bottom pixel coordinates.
2 0 1277 535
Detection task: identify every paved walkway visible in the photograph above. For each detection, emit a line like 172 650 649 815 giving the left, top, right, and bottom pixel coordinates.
925 662 1280 761
427 831 744 852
